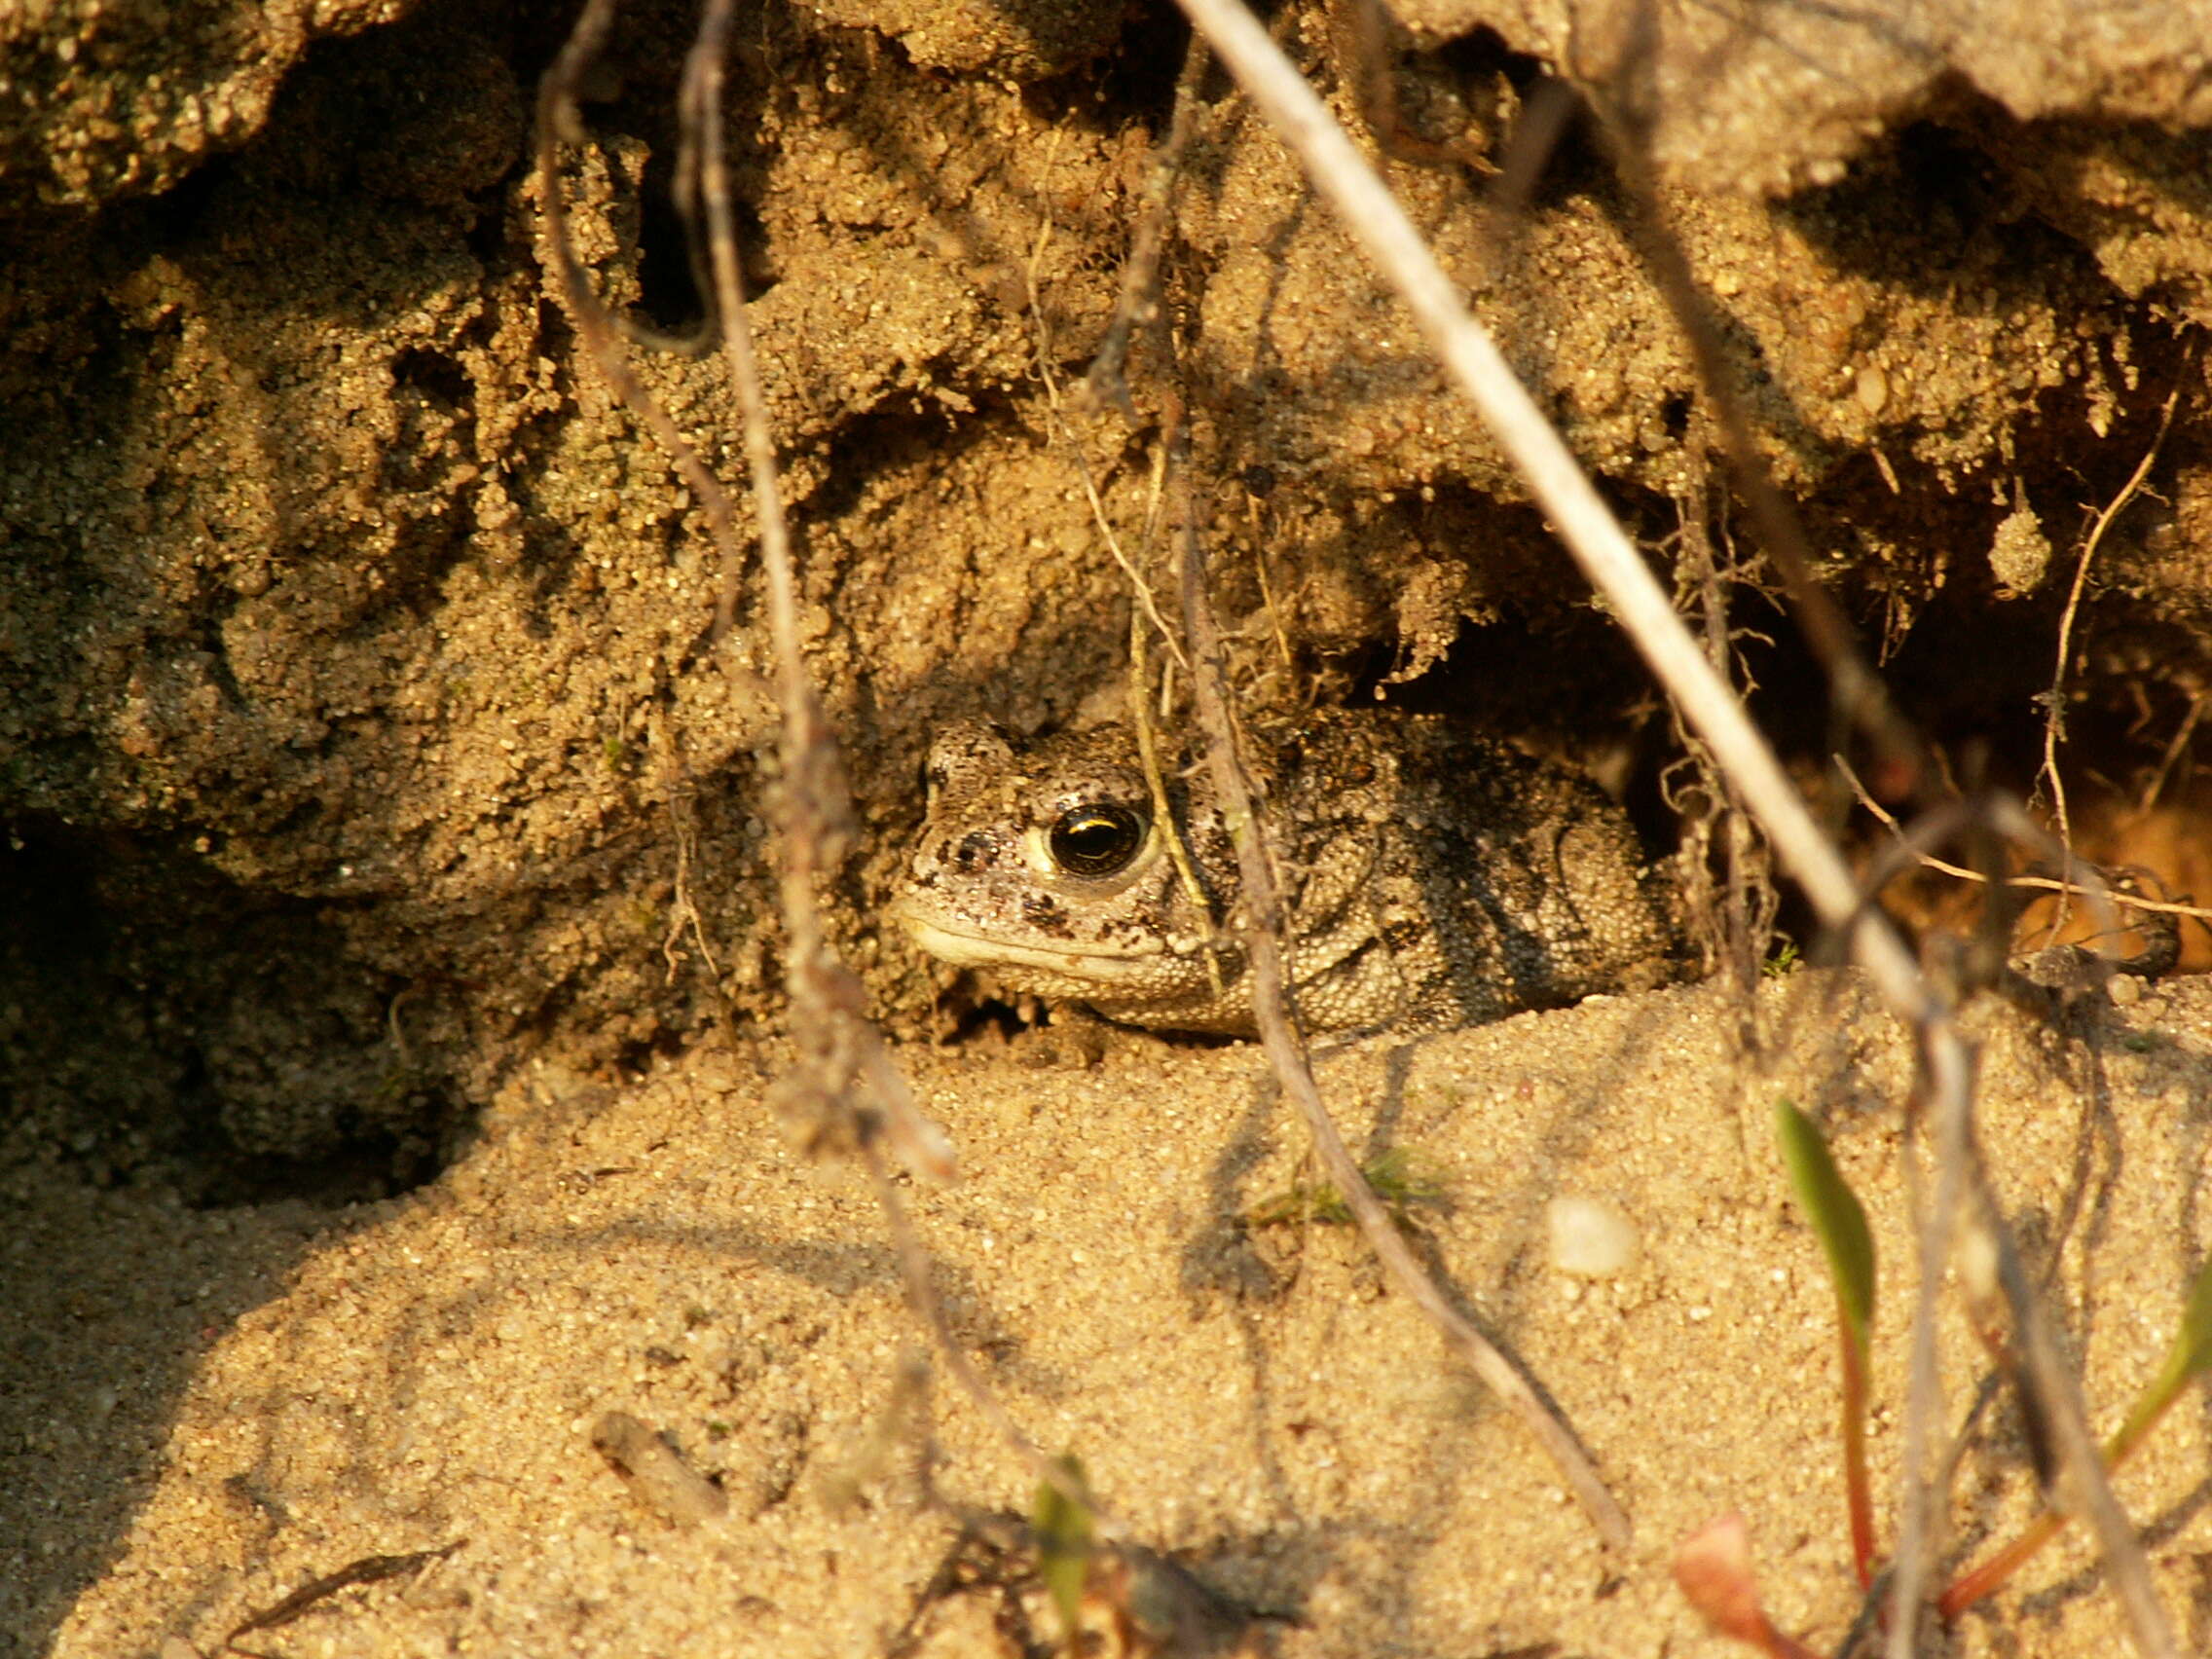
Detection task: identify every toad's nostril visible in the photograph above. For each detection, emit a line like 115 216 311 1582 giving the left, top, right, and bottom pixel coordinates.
953 830 993 871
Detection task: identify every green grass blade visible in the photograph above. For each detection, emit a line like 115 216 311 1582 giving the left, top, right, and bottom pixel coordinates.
1774 1101 1876 1359
1031 1453 1094 1641
2108 1252 2212 1465
1942 1254 2212 1618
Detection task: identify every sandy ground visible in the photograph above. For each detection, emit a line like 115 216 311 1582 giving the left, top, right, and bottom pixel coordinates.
11 966 2212 1657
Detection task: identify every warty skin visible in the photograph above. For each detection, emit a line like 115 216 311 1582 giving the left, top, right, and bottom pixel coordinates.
892 711 1681 1038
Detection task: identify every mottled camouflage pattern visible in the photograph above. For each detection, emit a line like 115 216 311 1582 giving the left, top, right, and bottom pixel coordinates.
892 712 1681 1037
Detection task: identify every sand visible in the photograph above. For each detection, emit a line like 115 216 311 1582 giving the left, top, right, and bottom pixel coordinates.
12 967 2212 1656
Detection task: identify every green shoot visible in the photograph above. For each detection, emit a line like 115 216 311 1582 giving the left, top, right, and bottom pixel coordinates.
1774 1100 1879 1587
2109 1248 2212 1464
1942 1251 2212 1620
1242 1147 1444 1229
1031 1453 1094 1648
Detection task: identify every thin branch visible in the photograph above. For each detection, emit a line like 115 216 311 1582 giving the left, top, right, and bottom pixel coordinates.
1081 29 1212 421
2037 383 2184 932
2135 690 2204 817
861 1137 1125 1542
1022 151 1190 674
1165 1 2178 1649
1024 129 1216 960
1338 0 1497 176
683 0 1126 1529
1170 416 1633 1553
1674 461 1779 1007
1888 1029 1972 1657
1130 604 1232 999
225 1540 465 1650
535 0 754 644
1591 50 1938 812
1839 756 2210 929
660 786 722 986
542 0 1111 1536
1166 0 1926 1038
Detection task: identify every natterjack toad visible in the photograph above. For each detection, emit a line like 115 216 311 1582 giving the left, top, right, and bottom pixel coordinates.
890 712 1680 1037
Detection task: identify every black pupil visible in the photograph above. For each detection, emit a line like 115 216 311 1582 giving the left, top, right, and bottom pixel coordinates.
1049 805 1144 876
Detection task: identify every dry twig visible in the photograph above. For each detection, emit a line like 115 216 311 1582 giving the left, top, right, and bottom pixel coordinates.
1167 0 2176 1648
1081 32 1213 421
225 1540 464 1653
1336 0 1497 177
2037 383 2185 935
539 0 1121 1534
1670 462 1780 1004
1588 45 1936 810
1839 756 2209 933
1169 414 1633 1552
1021 136 1188 672
2136 689 2205 816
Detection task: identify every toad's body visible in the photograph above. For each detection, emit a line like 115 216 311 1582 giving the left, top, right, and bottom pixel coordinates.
891 712 1679 1037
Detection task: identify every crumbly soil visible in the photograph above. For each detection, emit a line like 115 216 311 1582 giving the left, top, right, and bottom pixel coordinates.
5 0 2212 1653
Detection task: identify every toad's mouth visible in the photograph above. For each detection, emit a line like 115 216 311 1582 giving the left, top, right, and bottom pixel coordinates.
890 903 1166 977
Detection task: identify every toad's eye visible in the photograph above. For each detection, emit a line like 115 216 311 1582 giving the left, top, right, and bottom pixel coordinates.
1047 803 1147 877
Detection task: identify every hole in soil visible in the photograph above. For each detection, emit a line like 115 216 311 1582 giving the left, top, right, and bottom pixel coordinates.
0 824 464 1206
391 345 472 411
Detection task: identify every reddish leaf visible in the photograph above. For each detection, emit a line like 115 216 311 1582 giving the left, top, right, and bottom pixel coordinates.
1674 1516 1821 1659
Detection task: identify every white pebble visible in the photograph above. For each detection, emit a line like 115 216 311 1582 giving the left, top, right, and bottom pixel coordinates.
1547 1196 1639 1278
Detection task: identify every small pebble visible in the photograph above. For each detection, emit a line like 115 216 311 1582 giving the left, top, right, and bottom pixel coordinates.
1547 1196 1639 1278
